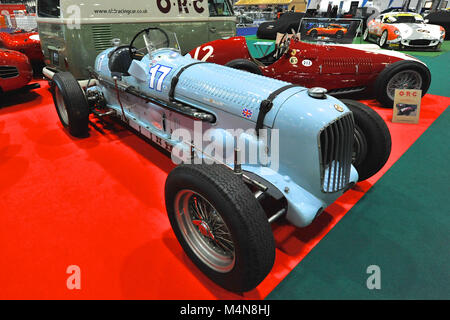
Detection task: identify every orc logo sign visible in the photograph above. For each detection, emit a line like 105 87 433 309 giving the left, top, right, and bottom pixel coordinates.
398 90 419 97
157 0 205 14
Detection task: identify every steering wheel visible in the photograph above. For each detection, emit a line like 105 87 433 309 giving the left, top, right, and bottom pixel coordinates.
129 27 170 60
275 32 292 59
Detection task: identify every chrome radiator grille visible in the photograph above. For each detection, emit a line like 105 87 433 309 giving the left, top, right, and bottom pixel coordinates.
0 66 19 79
319 114 354 193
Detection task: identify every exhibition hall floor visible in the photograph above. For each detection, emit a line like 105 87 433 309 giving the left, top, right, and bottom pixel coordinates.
0 46 449 300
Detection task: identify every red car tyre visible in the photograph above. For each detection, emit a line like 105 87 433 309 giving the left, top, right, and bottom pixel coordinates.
374 60 431 107
225 59 263 75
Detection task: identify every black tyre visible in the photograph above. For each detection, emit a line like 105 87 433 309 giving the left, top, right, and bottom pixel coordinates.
336 30 344 39
374 60 431 107
310 29 318 38
341 99 392 181
165 164 275 292
225 59 263 76
51 72 89 137
378 30 388 48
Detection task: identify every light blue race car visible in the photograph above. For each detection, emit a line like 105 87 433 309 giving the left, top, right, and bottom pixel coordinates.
50 28 391 293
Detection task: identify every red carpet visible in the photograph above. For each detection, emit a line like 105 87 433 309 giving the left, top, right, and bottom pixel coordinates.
0 80 448 299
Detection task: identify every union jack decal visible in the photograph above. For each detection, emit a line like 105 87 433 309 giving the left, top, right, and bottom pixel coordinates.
242 108 253 119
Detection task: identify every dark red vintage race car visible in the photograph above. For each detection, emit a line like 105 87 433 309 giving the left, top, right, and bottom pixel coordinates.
0 48 40 93
0 31 44 63
189 35 431 107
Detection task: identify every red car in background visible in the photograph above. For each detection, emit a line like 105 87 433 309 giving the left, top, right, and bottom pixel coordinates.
0 48 39 93
189 35 431 107
0 31 44 63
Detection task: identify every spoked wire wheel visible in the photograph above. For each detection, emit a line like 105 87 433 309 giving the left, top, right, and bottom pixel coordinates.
165 164 275 292
386 70 423 101
174 190 235 273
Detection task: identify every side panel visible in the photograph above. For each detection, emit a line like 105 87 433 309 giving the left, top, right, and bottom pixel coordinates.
208 18 237 42
189 37 252 64
38 22 214 79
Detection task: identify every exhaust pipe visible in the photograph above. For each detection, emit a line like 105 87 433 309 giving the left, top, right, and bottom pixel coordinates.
43 67 97 89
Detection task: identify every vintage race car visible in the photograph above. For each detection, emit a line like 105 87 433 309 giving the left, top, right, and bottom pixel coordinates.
50 28 391 293
189 35 431 107
364 12 446 50
0 31 45 63
0 48 40 93
306 24 348 39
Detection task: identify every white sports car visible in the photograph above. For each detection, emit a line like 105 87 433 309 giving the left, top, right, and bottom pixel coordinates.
364 12 445 51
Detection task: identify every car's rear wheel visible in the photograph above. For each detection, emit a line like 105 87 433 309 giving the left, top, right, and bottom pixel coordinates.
165 164 275 293
336 30 344 39
378 30 388 48
310 29 318 38
51 72 90 137
374 60 431 107
341 99 392 181
225 59 263 75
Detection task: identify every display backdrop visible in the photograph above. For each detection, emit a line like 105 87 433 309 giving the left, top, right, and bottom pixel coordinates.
0 80 448 299
299 18 362 44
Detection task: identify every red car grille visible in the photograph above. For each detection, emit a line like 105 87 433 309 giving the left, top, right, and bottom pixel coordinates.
322 58 373 74
0 66 19 79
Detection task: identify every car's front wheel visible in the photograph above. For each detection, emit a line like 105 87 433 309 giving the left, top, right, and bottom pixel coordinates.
378 30 389 48
341 99 392 181
363 28 369 41
51 72 90 137
165 164 276 293
336 30 344 39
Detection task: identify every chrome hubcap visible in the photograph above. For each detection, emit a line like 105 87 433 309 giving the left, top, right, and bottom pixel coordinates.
386 70 423 101
174 190 235 273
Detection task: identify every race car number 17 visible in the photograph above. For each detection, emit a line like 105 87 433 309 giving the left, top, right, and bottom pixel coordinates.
149 64 173 92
